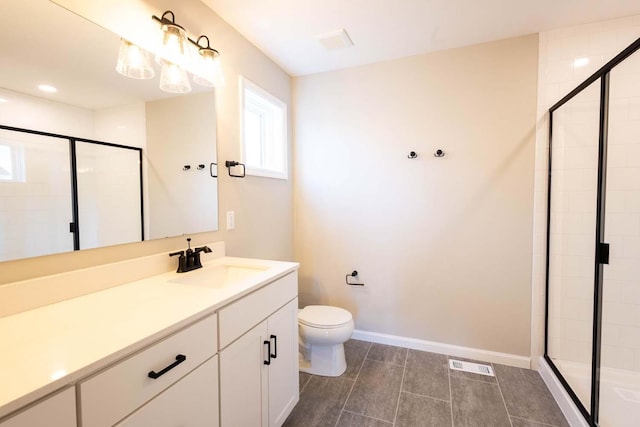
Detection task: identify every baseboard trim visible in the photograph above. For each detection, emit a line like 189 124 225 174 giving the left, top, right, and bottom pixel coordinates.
538 357 588 427
352 329 530 369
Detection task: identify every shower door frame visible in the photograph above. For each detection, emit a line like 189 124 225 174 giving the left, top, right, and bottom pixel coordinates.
544 36 640 426
0 124 145 250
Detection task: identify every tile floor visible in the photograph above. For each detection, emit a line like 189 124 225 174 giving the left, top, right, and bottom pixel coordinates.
284 340 569 427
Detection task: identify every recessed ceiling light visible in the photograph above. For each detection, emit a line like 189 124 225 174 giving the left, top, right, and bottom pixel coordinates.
573 57 589 68
38 84 58 93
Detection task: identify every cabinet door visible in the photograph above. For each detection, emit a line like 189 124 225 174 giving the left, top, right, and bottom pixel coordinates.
0 387 75 427
267 298 299 427
115 355 219 427
220 321 269 427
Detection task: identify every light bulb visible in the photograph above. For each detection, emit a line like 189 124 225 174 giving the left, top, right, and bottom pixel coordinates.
116 39 154 79
159 61 191 93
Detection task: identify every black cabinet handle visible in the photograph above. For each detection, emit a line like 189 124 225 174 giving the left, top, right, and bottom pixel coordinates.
148 354 186 379
270 335 277 359
264 340 271 365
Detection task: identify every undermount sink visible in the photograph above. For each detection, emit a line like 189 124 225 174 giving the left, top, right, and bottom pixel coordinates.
167 263 270 288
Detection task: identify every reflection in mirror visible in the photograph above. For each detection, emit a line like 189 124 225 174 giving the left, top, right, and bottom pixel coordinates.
0 0 218 262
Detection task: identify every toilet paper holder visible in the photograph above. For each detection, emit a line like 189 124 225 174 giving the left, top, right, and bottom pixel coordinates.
346 271 364 286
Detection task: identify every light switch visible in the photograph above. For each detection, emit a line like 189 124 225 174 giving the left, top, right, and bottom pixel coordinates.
226 211 235 230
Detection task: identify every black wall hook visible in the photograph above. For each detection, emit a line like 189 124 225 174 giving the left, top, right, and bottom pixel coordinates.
434 149 445 158
346 270 364 286
408 151 418 159
183 165 191 171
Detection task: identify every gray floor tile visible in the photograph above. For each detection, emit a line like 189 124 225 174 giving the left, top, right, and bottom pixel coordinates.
494 364 569 427
343 339 372 380
511 416 560 427
299 371 313 392
336 411 393 426
396 392 452 427
344 359 404 422
448 355 498 384
284 375 354 427
450 376 511 427
402 350 450 401
366 343 407 366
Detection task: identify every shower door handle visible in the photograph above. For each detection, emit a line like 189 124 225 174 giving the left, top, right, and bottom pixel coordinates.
597 242 610 265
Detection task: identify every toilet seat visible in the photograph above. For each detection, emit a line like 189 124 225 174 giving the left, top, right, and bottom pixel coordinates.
298 305 352 329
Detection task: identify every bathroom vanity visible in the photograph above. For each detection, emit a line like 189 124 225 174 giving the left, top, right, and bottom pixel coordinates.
0 248 299 426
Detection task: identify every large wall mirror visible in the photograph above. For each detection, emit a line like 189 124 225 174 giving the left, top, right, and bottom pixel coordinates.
0 0 219 262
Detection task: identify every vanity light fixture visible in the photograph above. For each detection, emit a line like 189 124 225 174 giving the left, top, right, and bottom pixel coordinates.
155 11 189 65
152 10 223 93
159 60 191 93
116 11 223 93
116 39 155 79
192 35 224 87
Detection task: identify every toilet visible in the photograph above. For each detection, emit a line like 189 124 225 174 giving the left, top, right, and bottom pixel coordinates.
298 305 354 377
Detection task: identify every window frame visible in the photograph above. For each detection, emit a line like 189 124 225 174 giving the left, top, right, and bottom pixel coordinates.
239 76 288 180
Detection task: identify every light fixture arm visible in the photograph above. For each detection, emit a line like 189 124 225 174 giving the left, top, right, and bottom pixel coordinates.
152 11 219 53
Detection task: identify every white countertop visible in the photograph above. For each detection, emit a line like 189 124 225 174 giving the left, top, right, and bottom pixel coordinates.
0 256 299 420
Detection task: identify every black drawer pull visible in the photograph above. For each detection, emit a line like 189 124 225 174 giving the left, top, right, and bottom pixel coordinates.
148 354 187 379
270 335 277 359
264 340 271 365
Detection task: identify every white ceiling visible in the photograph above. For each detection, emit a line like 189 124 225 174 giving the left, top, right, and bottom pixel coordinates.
201 0 640 76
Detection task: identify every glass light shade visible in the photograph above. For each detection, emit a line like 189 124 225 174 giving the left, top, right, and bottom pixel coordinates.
115 39 154 79
161 23 189 65
193 48 225 87
159 61 191 93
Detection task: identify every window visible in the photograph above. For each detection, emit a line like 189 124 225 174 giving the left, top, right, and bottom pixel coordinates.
0 143 25 182
240 77 288 179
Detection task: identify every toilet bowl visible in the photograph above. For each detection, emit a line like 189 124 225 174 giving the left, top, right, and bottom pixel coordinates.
298 305 354 377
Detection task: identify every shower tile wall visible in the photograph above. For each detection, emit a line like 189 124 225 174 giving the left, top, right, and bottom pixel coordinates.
533 15 640 370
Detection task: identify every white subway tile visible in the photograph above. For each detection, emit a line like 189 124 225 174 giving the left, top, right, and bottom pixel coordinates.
564 318 593 342
601 345 634 369
604 303 637 326
620 326 640 349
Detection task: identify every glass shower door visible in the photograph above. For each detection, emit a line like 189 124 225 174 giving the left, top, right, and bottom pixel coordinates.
75 141 143 250
0 128 73 261
598 48 640 427
547 80 602 415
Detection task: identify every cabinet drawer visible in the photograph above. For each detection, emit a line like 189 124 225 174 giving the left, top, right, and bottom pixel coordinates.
219 272 297 349
115 355 219 427
0 387 75 427
79 314 217 427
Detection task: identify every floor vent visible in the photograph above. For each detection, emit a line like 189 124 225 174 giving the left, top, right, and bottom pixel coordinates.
449 359 495 377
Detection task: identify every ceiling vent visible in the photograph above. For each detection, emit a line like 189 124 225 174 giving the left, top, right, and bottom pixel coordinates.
315 29 354 51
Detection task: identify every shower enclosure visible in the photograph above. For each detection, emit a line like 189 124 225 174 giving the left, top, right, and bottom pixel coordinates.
546 37 640 426
0 125 143 261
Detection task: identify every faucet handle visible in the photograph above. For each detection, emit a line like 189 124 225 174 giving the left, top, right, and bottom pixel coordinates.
194 245 212 253
169 250 185 257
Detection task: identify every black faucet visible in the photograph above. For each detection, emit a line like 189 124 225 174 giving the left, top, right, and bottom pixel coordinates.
169 238 212 273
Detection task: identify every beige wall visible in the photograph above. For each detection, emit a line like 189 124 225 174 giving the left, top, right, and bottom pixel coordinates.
293 35 539 356
0 0 292 285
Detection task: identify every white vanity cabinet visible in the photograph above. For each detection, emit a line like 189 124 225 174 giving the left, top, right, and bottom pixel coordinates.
115 355 219 427
79 314 218 427
0 387 75 427
219 272 299 427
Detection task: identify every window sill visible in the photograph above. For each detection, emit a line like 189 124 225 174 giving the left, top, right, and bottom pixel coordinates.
245 167 288 180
